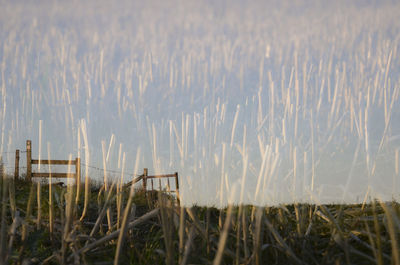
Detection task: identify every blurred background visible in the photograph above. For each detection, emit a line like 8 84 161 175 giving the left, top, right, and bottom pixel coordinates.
0 0 399 206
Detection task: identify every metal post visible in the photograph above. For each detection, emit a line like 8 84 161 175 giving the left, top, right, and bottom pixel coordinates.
26 140 32 181
14 150 20 180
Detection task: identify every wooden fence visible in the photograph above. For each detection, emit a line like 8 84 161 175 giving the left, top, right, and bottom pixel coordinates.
13 140 180 203
24 140 81 185
125 168 180 204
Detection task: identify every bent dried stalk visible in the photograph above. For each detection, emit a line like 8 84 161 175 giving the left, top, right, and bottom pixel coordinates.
72 208 160 259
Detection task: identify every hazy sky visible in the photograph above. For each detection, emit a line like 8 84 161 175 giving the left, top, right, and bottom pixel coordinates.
1 0 400 206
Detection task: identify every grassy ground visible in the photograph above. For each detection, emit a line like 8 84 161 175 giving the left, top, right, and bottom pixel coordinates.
0 175 398 265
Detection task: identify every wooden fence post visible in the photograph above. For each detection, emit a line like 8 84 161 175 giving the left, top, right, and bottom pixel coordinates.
14 150 20 180
75 157 81 204
175 172 180 205
142 168 148 190
26 140 32 181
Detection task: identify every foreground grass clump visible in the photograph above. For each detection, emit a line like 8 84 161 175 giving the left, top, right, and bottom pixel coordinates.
0 175 398 264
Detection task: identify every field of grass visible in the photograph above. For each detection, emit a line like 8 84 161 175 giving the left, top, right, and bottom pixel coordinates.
1 0 399 206
0 172 399 265
1 1 400 264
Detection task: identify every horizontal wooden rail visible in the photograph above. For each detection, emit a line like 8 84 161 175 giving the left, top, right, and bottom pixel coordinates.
145 174 177 179
31 159 76 165
32 173 76 178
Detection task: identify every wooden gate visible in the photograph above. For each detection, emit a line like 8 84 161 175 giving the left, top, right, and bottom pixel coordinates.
125 168 180 204
25 140 81 185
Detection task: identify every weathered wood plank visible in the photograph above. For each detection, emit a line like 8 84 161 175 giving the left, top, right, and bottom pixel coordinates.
31 159 75 165
123 175 143 188
14 149 20 179
27 140 32 180
146 174 176 179
32 173 76 178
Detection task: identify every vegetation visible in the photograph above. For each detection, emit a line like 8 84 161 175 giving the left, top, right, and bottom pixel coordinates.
0 174 399 264
0 1 400 264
